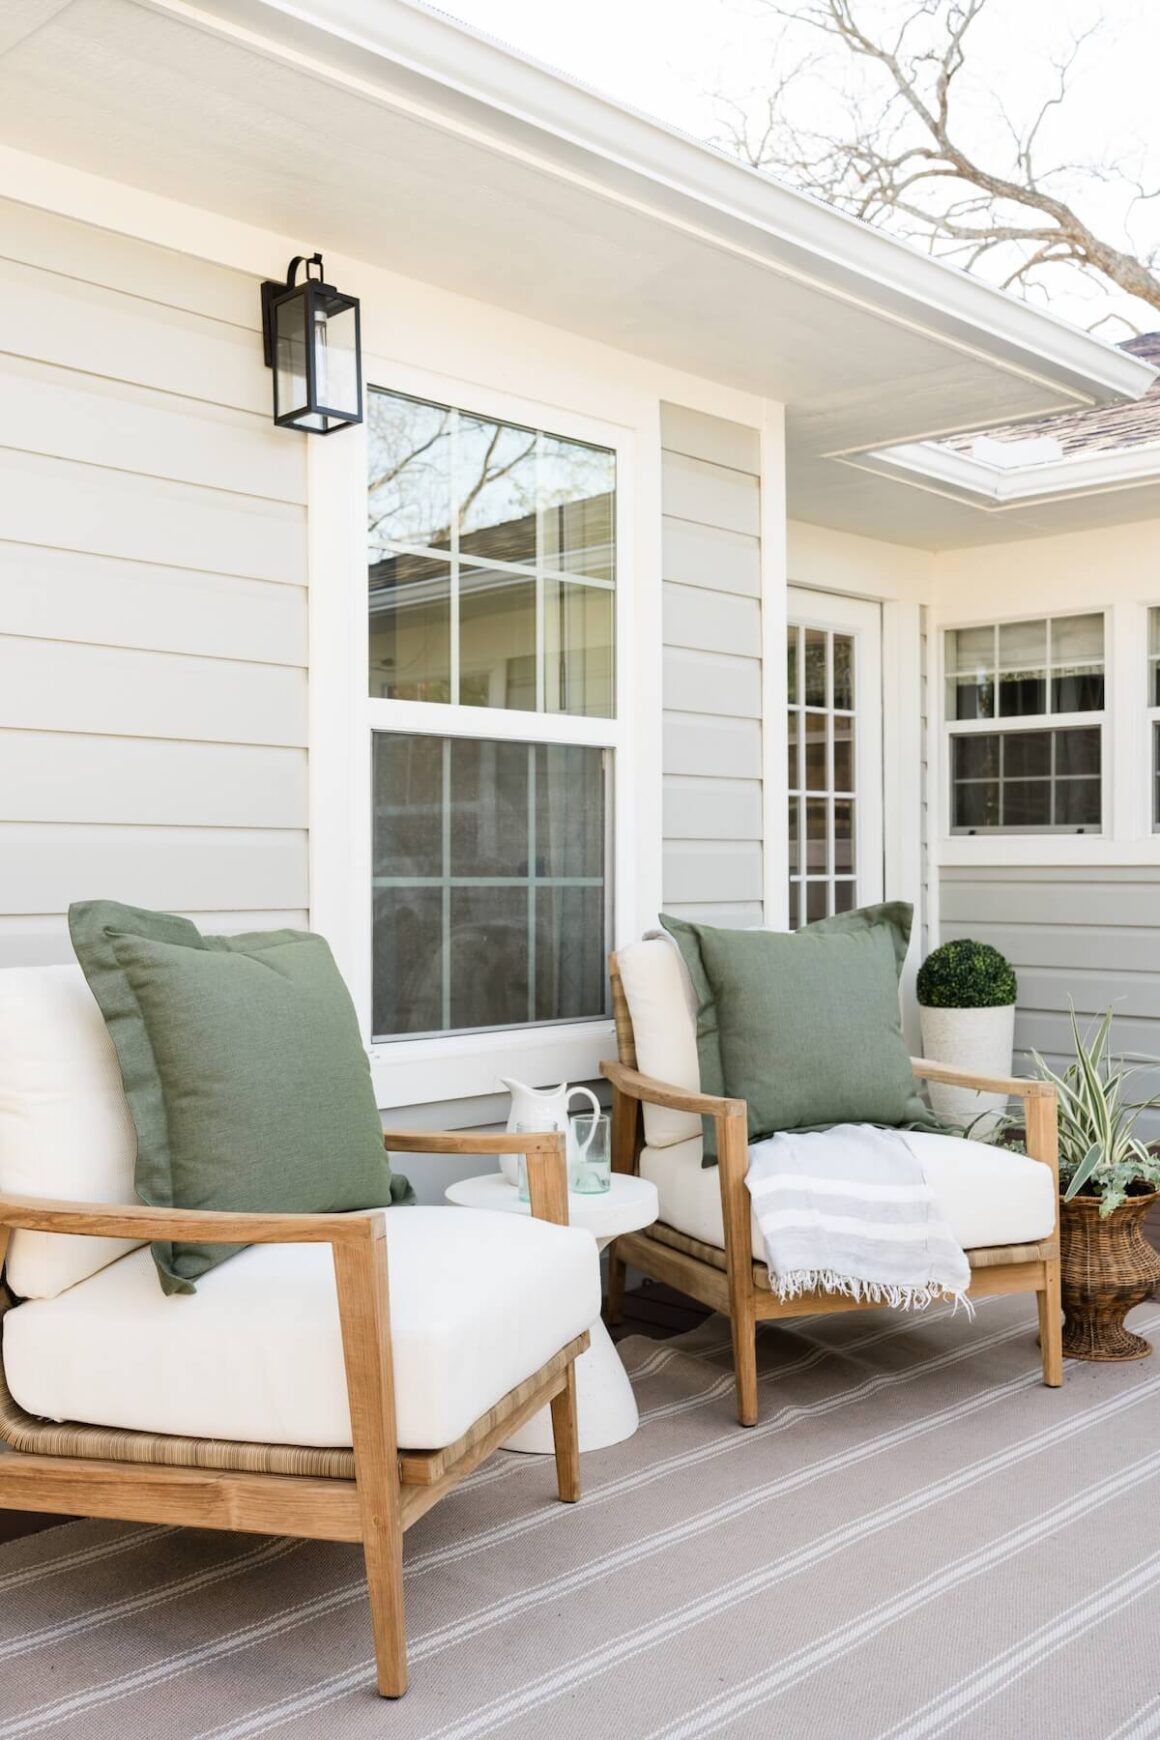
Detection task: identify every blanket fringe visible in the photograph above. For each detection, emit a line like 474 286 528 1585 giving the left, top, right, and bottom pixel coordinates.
772 1269 974 1318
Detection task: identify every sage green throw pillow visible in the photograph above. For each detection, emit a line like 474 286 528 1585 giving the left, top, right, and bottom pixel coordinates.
661 904 936 1158
69 901 414 1295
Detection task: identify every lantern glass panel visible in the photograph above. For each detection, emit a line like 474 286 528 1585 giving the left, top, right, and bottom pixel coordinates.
273 292 310 425
313 291 360 420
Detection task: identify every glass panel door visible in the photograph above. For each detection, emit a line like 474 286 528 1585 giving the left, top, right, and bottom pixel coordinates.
786 588 883 929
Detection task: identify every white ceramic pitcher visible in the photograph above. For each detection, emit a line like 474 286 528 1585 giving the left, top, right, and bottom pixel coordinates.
499 1078 601 1186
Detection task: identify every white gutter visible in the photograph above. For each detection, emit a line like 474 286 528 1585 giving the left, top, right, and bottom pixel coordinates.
143 0 1156 410
848 436 1160 509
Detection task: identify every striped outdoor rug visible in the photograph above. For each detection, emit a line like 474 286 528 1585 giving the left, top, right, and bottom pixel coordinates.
2 1296 1159 1739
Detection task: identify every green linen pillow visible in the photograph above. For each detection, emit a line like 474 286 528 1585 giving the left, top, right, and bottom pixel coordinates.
661 904 936 1159
69 901 414 1295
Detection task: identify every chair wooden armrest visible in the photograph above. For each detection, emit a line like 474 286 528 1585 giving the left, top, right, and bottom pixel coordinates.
0 1194 386 1248
910 1056 1054 1102
383 1128 571 1226
600 1059 745 1120
910 1059 1059 1185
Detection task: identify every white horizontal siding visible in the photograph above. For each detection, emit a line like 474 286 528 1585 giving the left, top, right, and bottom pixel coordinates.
0 253 266 413
0 198 309 967
0 353 303 503
0 451 304 583
0 545 306 666
1 824 308 915
663 712 762 779
662 450 760 537
660 404 763 927
939 864 1160 1130
0 638 307 748
663 581 760 658
0 733 307 828
0 911 311 968
662 517 760 597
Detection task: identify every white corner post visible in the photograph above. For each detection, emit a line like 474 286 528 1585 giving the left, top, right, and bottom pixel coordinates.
760 401 789 930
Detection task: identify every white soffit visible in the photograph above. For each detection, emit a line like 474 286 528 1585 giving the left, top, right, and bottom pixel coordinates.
0 0 1153 469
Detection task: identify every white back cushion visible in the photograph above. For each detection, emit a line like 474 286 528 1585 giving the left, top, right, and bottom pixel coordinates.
616 936 701 1147
0 966 143 1299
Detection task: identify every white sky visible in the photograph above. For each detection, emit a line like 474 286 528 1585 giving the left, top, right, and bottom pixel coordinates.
428 0 1160 338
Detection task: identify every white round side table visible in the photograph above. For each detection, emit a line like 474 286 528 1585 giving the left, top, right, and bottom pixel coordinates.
443 1171 659 1453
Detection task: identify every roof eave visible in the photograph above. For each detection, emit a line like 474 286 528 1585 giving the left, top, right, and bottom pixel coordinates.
150 0 1157 410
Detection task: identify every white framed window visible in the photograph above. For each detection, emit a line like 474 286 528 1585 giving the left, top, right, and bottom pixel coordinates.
944 612 1106 835
366 386 621 1053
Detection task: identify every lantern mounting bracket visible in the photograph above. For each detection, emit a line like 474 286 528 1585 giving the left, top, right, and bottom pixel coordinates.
260 253 327 369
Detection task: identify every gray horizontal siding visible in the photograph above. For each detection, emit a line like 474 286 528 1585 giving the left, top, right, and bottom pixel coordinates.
0 196 308 964
940 865 1160 1129
660 404 763 925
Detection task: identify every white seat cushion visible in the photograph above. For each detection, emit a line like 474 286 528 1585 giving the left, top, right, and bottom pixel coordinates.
0 966 142 1298
3 1206 601 1451
639 1130 1055 1265
616 936 701 1148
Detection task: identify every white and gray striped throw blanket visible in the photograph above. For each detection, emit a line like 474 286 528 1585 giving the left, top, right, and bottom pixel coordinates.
744 1123 972 1311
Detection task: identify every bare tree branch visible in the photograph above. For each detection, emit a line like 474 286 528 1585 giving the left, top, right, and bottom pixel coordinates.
713 0 1160 323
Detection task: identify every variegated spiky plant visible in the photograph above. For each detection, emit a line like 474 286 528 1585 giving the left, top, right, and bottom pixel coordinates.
1031 1007 1160 1217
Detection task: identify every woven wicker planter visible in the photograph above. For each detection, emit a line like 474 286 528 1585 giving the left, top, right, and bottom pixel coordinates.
1060 1191 1160 1361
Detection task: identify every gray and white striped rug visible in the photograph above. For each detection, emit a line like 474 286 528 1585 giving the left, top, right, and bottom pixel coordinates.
2 1296 1159 1739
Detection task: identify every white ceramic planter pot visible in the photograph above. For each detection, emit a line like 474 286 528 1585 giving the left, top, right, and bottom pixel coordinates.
919 1004 1016 1135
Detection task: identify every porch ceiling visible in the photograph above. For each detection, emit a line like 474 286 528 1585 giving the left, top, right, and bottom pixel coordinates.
0 0 1155 550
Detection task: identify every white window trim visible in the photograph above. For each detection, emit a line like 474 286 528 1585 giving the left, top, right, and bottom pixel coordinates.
939 605 1110 851
309 356 650 1108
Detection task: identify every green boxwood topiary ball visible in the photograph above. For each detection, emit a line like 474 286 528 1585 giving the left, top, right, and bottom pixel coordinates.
916 939 1017 1009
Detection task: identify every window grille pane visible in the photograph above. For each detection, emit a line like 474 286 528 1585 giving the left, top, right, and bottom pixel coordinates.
449 739 529 877
999 619 1046 667
541 435 616 581
787 711 799 788
1004 731 1050 779
1053 613 1103 662
457 415 537 566
786 626 799 705
449 886 529 1029
368 551 452 702
544 580 614 718
1002 780 1051 828
1055 726 1100 777
367 393 453 551
998 670 1047 717
1052 669 1104 713
372 733 608 1038
806 880 828 922
458 569 537 710
1055 779 1101 827
946 626 995 721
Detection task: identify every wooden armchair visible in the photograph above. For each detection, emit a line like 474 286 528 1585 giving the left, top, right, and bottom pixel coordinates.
0 1131 588 1700
602 946 1062 1429
0 968 598 1701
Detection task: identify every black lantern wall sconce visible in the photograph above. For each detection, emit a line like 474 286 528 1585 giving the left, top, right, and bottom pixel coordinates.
260 253 362 434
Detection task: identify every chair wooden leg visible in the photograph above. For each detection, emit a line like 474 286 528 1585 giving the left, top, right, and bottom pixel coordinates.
606 1239 626 1327
729 1301 759 1427
717 1107 760 1427
332 1223 409 1698
362 1513 409 1698
1038 1258 1064 1388
550 1363 581 1502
